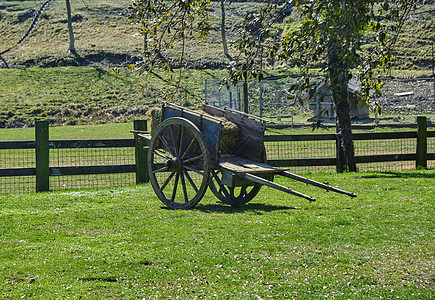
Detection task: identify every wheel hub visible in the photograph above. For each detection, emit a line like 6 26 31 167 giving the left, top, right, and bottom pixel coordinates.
167 156 183 172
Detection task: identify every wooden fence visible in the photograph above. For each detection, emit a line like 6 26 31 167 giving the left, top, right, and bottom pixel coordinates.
0 117 434 194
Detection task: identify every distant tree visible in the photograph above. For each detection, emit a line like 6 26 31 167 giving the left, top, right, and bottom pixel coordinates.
223 0 419 171
220 0 232 60
129 0 210 99
65 0 77 56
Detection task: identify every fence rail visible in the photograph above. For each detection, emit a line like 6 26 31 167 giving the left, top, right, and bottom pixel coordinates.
1 118 434 195
265 130 435 169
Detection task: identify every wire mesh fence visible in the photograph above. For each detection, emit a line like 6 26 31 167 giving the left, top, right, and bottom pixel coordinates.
264 137 337 173
49 146 136 191
205 78 313 120
264 132 434 173
0 143 35 194
205 77 435 120
50 173 135 191
428 135 435 170
0 147 35 169
0 139 137 194
0 176 35 195
1 126 433 195
354 136 417 172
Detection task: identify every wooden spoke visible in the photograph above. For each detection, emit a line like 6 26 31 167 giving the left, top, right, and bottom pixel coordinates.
178 125 185 157
152 165 169 174
183 165 204 176
169 124 178 156
160 171 176 191
183 154 203 165
171 172 180 202
183 170 199 193
153 149 172 161
158 135 175 157
180 171 189 203
181 137 197 159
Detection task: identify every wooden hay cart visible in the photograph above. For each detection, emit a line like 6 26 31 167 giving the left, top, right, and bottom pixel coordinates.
133 102 356 209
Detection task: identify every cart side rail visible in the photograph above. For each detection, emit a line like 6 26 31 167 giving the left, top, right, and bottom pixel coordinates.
203 104 266 163
161 103 223 166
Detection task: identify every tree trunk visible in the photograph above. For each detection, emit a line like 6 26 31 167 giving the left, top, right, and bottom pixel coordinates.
328 42 357 172
220 0 232 60
66 0 77 55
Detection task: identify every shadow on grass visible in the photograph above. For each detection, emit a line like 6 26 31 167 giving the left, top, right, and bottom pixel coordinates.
80 277 120 282
359 170 435 179
193 202 298 214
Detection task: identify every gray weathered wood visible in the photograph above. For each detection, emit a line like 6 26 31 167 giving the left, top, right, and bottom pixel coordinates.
203 104 266 162
239 172 316 202
280 171 356 197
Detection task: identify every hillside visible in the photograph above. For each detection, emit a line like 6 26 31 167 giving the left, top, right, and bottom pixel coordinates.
1 0 434 70
0 1 434 128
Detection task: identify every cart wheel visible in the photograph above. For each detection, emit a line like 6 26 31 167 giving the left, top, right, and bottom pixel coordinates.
148 117 210 209
209 170 262 207
209 146 267 207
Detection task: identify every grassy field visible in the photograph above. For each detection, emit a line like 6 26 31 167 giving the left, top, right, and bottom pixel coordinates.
0 170 433 299
0 121 135 141
0 66 233 128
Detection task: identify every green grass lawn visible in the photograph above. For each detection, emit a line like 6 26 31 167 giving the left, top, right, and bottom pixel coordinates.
0 170 433 299
0 122 135 141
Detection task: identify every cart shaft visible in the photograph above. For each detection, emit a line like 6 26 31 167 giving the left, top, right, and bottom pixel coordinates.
238 172 316 202
279 171 357 198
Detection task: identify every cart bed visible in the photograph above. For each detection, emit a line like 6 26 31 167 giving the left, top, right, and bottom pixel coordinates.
219 157 283 175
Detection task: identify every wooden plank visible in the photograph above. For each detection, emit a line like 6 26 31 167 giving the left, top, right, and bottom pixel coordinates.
49 139 135 149
264 132 417 142
239 172 316 202
135 133 151 143
0 141 35 149
352 131 416 140
268 158 337 167
203 105 265 162
163 105 222 164
279 171 356 197
219 157 282 174
394 91 414 97
264 134 336 142
49 165 135 176
0 168 36 177
355 154 416 163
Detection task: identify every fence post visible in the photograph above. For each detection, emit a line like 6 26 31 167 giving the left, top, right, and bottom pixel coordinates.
416 116 427 169
35 120 49 192
204 79 208 104
259 80 263 118
134 120 149 183
335 133 345 173
243 81 249 113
